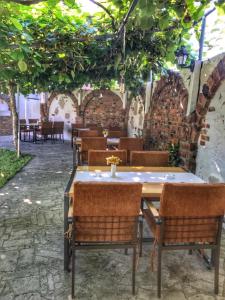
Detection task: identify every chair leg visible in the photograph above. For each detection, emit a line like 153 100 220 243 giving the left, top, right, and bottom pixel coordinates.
157 247 162 298
132 246 137 295
71 245 75 299
125 248 128 255
214 247 220 295
139 218 143 257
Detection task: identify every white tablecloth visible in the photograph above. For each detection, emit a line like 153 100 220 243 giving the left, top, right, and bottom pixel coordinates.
75 171 204 184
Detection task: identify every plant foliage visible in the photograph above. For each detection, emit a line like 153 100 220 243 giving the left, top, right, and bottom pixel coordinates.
0 0 224 94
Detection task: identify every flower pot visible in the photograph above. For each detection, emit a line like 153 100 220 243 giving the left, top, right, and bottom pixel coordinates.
111 164 117 178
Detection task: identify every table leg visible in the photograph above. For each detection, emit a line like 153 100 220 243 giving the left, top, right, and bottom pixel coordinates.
64 193 70 271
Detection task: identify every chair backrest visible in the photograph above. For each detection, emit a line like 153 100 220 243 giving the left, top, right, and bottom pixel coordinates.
73 182 142 242
28 119 39 124
41 122 53 135
78 130 99 138
81 137 107 162
53 121 64 134
130 151 169 166
88 150 127 166
20 119 27 125
108 130 127 138
108 125 122 130
81 137 107 152
119 138 143 151
119 138 143 162
86 123 98 130
159 183 225 244
72 123 84 129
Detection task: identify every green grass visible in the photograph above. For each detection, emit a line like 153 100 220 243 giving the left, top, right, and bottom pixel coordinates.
0 148 32 188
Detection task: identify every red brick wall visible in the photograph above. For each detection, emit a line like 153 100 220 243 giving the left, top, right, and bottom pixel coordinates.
144 56 225 172
0 116 12 135
145 72 189 150
80 89 126 128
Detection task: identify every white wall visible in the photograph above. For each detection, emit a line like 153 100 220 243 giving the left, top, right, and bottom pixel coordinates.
127 95 145 137
0 99 11 116
196 82 225 182
17 93 40 121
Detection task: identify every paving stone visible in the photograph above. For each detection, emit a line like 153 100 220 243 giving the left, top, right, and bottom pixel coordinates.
0 139 224 299
11 276 40 294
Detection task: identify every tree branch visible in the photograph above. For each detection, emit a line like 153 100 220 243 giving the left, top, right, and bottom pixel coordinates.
89 0 116 31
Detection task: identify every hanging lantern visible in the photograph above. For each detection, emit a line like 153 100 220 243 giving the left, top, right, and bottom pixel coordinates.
175 46 189 67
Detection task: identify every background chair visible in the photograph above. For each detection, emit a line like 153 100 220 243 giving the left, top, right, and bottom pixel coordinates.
71 123 84 147
36 121 53 142
28 118 39 124
119 138 143 163
78 129 99 138
80 137 107 164
107 130 127 138
88 150 127 166
143 183 225 298
53 121 64 142
19 119 30 142
71 182 142 298
130 151 169 166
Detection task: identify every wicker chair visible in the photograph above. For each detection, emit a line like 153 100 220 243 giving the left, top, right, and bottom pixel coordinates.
80 137 107 164
107 130 127 138
52 121 64 142
143 183 225 298
130 151 169 166
19 119 32 142
88 150 127 166
118 138 143 163
78 129 99 138
28 118 39 124
71 182 142 298
36 121 53 142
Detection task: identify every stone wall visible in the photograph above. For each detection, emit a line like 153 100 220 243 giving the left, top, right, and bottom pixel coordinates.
0 116 12 135
144 72 189 150
0 97 12 136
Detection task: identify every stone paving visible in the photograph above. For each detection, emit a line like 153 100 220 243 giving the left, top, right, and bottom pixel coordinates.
0 136 225 300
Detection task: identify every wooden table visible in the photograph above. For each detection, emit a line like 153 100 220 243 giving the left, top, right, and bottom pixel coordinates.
74 137 120 147
64 165 205 270
69 166 185 198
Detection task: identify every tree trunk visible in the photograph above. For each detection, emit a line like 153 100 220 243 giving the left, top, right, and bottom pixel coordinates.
8 82 19 156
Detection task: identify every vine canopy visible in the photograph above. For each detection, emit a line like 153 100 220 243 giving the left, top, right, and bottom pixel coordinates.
0 0 224 94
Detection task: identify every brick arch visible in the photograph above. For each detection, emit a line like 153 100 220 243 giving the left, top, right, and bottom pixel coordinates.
41 91 78 120
180 56 225 171
80 89 125 128
144 72 189 150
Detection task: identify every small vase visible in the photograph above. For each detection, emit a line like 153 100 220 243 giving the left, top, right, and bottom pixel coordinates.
111 164 116 178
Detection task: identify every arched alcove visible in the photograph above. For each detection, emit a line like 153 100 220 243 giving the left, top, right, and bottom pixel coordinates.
144 72 189 150
81 89 125 128
47 92 79 140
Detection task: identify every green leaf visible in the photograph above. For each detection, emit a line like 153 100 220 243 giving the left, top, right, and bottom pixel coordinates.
10 50 24 61
18 60 27 72
11 18 23 31
33 58 41 67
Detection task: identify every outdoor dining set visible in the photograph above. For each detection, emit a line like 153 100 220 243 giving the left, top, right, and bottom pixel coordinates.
19 119 64 143
64 124 225 299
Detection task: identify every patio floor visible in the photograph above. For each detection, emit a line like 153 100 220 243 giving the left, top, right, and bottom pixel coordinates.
0 137 225 300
